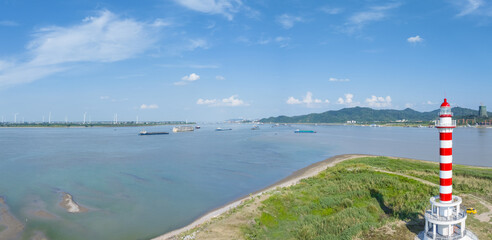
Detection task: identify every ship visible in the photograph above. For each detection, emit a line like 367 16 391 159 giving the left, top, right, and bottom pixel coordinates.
139 130 169 135
172 126 195 132
251 125 260 130
294 129 316 133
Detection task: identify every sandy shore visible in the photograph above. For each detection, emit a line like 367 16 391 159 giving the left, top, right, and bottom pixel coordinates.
152 154 372 240
0 197 24 240
59 193 88 213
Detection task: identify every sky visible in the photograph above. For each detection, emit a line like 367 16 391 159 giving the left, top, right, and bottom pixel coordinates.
0 0 491 122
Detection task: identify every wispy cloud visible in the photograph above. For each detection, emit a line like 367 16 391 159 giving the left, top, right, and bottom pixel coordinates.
140 104 159 109
174 0 243 20
456 0 484 16
216 75 225 80
286 92 329 108
160 63 219 69
365 95 392 108
0 10 161 88
407 35 423 43
0 20 19 27
320 6 342 15
344 3 401 33
329 77 350 82
188 39 209 50
197 95 248 107
276 14 303 29
174 73 200 85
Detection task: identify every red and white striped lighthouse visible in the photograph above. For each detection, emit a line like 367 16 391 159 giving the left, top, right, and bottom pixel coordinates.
436 98 455 203
419 98 477 240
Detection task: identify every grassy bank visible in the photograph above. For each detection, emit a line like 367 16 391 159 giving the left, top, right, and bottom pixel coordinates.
176 156 492 240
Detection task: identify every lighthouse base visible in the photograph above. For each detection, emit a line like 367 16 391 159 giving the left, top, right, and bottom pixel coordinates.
415 229 478 240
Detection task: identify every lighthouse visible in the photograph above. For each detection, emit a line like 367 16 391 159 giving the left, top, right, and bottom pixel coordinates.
417 98 478 240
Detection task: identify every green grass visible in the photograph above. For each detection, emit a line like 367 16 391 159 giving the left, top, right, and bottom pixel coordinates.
242 156 492 240
338 156 492 202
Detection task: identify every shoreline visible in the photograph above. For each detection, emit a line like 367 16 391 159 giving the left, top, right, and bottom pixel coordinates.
152 154 373 240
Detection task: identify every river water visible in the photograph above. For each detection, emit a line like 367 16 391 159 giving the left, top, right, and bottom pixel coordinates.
0 125 490 239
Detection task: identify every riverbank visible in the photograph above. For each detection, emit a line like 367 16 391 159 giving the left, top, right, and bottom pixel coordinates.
153 155 492 240
151 154 372 240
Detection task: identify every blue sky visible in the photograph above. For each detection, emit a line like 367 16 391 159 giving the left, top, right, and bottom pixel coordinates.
0 0 491 122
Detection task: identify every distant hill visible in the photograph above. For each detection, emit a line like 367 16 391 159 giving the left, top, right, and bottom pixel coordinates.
260 107 489 123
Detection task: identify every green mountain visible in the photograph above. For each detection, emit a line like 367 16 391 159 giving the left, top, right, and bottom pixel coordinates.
260 107 489 123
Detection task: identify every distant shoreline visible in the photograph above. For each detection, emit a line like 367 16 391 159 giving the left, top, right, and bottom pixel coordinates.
151 154 373 240
0 123 195 129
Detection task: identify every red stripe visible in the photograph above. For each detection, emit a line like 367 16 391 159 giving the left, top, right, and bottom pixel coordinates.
440 133 452 140
440 114 452 117
440 178 452 186
440 148 452 156
440 163 452 171
440 193 452 202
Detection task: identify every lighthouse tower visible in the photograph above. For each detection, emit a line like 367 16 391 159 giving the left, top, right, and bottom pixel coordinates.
417 98 478 240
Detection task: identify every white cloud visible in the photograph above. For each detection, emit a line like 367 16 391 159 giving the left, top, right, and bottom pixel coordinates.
286 96 302 104
365 95 392 108
151 19 172 27
424 100 435 105
175 73 200 85
197 98 217 105
407 35 423 43
321 7 342 15
188 39 209 50
182 73 200 81
0 20 19 27
405 103 414 108
337 93 354 105
174 0 243 20
276 14 303 29
329 77 350 82
286 92 329 107
275 36 290 48
345 3 401 33
197 95 248 107
100 96 110 100
216 75 225 80
0 10 159 88
456 0 484 16
140 104 159 109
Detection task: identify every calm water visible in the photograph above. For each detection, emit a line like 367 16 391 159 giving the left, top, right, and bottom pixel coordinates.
0 125 491 239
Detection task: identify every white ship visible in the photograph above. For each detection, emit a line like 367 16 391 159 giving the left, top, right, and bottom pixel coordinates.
172 126 195 132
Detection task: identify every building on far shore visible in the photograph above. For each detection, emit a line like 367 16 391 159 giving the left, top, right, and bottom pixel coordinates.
479 104 487 118
417 99 478 240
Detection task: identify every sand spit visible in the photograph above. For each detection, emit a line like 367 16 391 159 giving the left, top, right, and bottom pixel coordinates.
59 193 87 213
152 154 371 240
0 197 24 240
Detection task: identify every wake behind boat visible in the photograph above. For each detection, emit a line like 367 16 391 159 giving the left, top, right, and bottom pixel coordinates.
139 131 169 135
215 127 232 131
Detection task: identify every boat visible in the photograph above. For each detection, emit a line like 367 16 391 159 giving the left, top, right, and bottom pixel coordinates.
294 129 316 133
251 125 260 130
172 126 195 132
195 126 201 129
139 130 169 135
215 127 232 131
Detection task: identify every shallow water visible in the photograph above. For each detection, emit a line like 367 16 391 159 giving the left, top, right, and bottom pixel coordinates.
0 125 490 239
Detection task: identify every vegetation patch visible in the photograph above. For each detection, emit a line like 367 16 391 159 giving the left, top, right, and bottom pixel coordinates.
242 156 492 240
